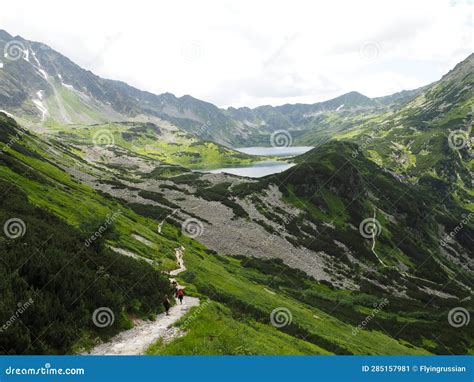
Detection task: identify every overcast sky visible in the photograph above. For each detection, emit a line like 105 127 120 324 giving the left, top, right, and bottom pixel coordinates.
1 0 472 108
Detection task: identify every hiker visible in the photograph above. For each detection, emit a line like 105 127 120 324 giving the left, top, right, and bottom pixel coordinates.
177 289 184 305
163 295 171 315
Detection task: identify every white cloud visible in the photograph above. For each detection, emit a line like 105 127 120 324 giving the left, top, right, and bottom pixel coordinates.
0 0 472 107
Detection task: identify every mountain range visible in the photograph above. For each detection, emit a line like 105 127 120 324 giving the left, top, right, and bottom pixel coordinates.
0 29 427 147
0 29 472 355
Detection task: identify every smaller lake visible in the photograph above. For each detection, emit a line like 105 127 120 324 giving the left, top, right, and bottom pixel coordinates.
198 160 294 178
195 146 313 178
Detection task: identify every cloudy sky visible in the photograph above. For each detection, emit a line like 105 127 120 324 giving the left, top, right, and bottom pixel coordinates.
1 0 472 108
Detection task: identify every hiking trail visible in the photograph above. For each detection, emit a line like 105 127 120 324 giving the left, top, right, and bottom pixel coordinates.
84 246 199 355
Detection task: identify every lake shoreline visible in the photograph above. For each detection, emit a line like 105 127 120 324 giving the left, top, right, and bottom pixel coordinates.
192 146 313 178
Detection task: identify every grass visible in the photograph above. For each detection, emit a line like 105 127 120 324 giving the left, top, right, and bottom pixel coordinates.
0 123 179 268
146 301 330 355
152 245 433 355
1 114 471 356
49 122 263 168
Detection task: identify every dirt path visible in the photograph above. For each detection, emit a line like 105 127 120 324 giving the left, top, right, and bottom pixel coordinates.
85 247 199 355
170 246 186 276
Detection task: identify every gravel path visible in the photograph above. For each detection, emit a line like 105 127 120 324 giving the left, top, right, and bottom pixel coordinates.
85 247 199 355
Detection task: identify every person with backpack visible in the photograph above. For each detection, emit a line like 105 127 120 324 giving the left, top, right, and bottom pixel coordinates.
177 289 184 305
163 295 171 315
172 280 179 298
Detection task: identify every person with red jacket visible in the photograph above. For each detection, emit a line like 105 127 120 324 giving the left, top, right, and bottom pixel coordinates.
177 289 184 305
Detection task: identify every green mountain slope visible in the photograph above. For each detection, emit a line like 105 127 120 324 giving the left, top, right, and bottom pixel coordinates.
0 30 472 356
334 53 473 218
46 121 259 169
0 115 175 354
228 141 472 294
3 110 471 355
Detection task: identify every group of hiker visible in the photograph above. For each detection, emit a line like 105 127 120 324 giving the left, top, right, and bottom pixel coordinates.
162 281 184 316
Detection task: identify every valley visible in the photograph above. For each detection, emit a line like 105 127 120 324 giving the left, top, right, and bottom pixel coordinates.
0 29 472 357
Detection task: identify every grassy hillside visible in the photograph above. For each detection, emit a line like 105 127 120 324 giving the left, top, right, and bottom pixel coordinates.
335 54 473 199
46 121 261 168
0 116 180 267
0 50 472 357
3 112 471 355
230 141 472 288
140 139 472 354
149 240 472 355
0 176 172 354
147 301 331 355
